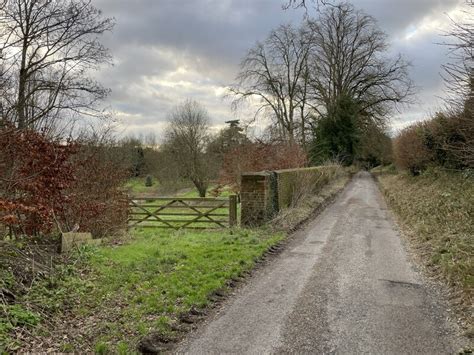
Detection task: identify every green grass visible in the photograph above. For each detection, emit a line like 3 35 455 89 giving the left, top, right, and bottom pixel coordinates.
124 177 234 198
0 303 40 351
6 227 283 352
92 228 280 312
124 177 160 194
375 166 473 330
179 185 235 198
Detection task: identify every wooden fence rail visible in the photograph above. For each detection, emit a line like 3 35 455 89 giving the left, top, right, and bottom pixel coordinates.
128 195 238 230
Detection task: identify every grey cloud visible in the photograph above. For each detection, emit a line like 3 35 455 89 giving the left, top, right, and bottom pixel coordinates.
354 0 459 35
89 0 465 137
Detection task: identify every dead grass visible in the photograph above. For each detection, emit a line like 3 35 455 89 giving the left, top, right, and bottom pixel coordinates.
272 168 352 232
375 166 473 334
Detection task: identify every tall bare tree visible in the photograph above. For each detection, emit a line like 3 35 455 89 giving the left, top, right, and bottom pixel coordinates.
163 100 212 197
305 3 414 126
231 3 413 148
0 0 114 130
229 24 312 145
440 0 473 167
441 0 473 110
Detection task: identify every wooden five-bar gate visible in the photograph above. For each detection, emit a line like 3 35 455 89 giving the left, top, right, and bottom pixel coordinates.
128 195 238 230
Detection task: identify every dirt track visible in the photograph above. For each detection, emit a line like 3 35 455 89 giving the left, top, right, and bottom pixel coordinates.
175 172 466 354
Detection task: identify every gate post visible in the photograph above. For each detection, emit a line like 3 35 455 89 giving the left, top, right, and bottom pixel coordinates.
229 195 238 227
240 172 275 226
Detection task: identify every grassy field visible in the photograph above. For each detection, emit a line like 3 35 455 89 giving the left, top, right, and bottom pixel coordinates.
1 228 283 353
179 185 235 198
124 176 233 198
124 177 193 196
374 166 473 332
124 177 161 194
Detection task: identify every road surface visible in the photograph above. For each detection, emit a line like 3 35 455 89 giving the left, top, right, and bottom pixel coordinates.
175 172 464 354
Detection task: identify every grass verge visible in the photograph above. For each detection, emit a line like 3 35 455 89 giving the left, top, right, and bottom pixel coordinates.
1 228 283 353
374 166 473 334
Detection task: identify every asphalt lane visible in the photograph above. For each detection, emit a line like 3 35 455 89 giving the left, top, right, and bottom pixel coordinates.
175 172 464 354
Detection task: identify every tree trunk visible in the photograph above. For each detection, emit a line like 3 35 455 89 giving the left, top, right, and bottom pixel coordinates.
17 64 28 129
301 106 306 150
17 26 30 129
192 179 207 197
198 188 206 198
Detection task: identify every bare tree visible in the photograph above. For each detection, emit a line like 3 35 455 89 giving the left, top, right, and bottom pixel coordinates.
231 2 413 149
229 24 312 146
440 0 473 167
305 3 414 126
0 0 114 130
441 0 473 110
283 0 332 10
163 100 212 197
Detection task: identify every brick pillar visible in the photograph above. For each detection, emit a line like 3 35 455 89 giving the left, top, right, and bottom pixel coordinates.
241 172 274 226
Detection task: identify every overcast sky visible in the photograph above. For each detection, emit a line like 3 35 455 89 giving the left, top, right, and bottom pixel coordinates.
92 0 468 139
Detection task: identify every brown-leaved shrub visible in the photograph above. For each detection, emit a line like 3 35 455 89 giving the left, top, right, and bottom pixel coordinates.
0 125 128 239
394 111 474 174
0 125 77 236
219 142 308 191
60 144 128 238
393 122 433 175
